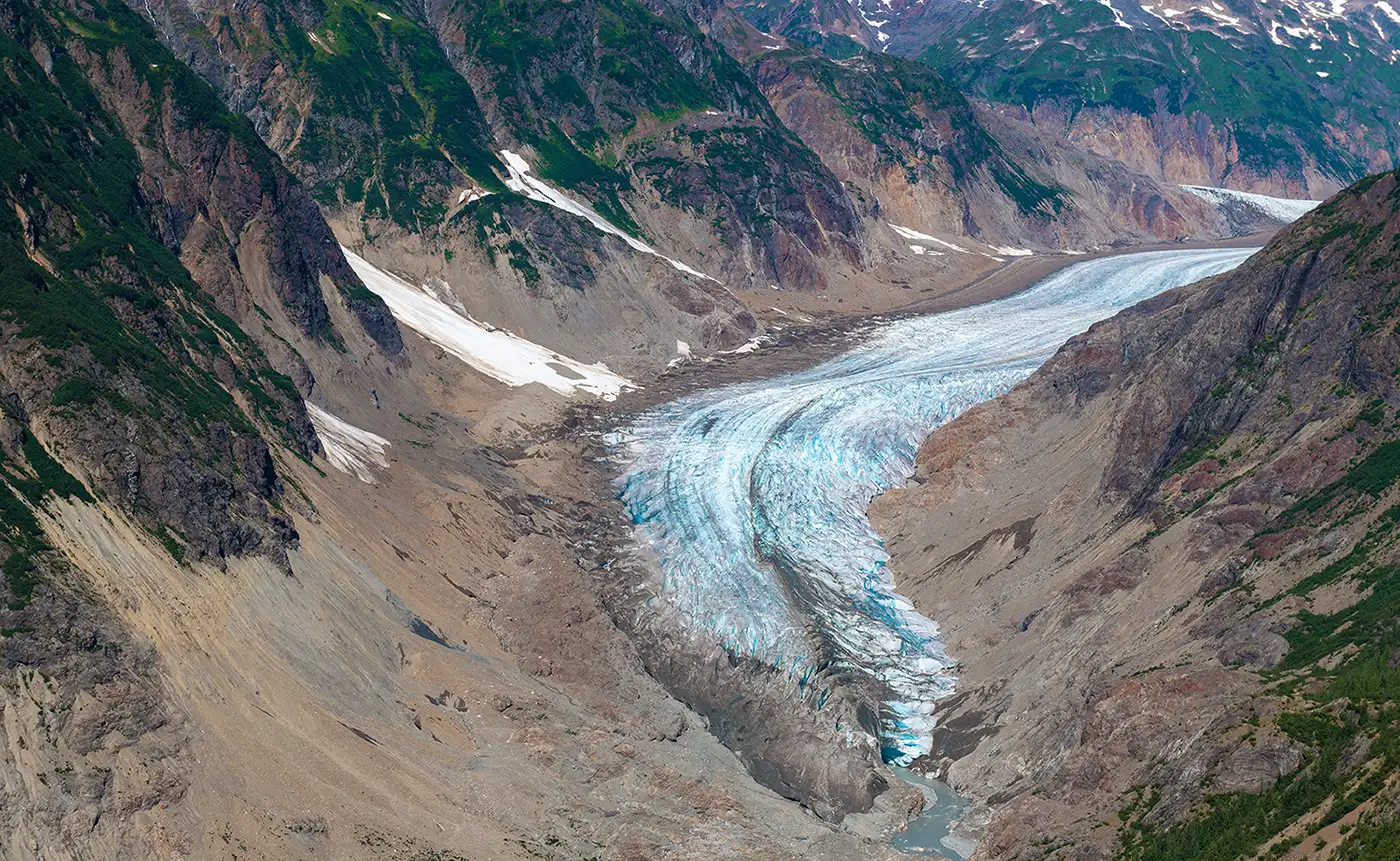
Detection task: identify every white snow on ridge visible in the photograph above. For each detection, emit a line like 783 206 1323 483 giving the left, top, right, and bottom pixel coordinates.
498 150 717 283
1095 0 1136 28
991 246 1035 257
341 247 634 400
1181 185 1321 224
306 403 390 484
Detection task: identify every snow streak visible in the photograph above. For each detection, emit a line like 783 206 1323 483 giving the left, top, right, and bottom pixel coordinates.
342 247 633 400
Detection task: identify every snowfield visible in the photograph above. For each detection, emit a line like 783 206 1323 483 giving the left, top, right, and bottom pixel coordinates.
306 402 390 484
341 247 633 400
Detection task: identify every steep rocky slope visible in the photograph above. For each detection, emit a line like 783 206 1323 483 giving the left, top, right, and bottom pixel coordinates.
745 45 1222 246
0 3 919 858
128 0 1238 378
134 0 923 341
873 169 1400 857
684 0 1228 246
738 0 1400 198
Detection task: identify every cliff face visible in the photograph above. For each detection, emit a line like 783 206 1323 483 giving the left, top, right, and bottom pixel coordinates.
0 0 366 567
132 0 854 363
683 1 1226 249
748 47 1221 247
0 1 404 852
125 0 1243 378
872 169 1400 858
733 0 1400 200
892 0 1400 198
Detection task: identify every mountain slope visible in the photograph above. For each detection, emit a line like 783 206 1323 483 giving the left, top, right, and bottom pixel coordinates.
0 4 918 858
735 0 1400 198
872 168 1400 857
683 0 1229 247
134 0 1244 378
0 0 399 848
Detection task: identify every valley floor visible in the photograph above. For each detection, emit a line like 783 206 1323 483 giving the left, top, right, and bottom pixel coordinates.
4 233 1278 861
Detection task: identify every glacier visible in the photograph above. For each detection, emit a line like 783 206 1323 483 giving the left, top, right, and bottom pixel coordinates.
613 247 1254 765
1181 184 1321 225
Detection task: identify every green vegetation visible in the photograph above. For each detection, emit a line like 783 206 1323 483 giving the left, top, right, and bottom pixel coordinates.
0 2 322 575
457 0 819 232
0 15 258 434
1122 420 1400 858
918 0 1393 177
0 431 92 609
782 48 1062 217
277 0 504 229
1118 615 1400 860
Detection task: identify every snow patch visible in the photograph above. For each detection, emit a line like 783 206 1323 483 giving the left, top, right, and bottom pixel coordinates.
990 246 1034 257
1095 0 1135 28
1181 185 1321 224
889 224 970 253
668 340 693 369
306 403 389 484
720 337 763 355
908 244 946 256
499 150 717 282
456 187 491 206
1198 5 1242 25
341 247 634 400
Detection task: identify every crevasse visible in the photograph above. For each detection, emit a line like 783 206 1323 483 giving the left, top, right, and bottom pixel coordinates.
614 248 1254 764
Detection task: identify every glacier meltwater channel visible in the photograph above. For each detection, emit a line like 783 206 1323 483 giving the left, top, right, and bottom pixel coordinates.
613 247 1254 765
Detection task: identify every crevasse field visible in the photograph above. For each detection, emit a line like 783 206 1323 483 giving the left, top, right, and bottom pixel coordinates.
614 247 1255 764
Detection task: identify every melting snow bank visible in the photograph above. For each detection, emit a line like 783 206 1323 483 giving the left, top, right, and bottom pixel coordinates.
499 150 717 282
611 247 1254 777
1182 184 1321 226
341 247 633 400
306 403 390 483
889 224 1032 260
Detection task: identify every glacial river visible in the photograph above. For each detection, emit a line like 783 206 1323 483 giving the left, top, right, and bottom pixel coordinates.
612 247 1253 850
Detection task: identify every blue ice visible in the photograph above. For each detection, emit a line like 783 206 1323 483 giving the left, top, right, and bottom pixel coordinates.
613 248 1254 765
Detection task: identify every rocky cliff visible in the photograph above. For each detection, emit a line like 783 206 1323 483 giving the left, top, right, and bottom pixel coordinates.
733 0 1400 199
125 0 1240 378
872 168 1400 858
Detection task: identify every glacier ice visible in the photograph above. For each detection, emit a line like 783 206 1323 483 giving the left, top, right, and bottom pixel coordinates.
1181 184 1321 224
613 247 1254 765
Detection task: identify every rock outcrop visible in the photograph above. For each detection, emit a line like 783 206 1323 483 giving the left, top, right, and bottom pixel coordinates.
873 168 1400 857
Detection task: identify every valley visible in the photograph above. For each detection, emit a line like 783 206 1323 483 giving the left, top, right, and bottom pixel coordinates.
3 0 1400 859
605 245 1252 854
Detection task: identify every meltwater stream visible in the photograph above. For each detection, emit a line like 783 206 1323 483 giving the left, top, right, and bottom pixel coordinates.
613 248 1253 773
